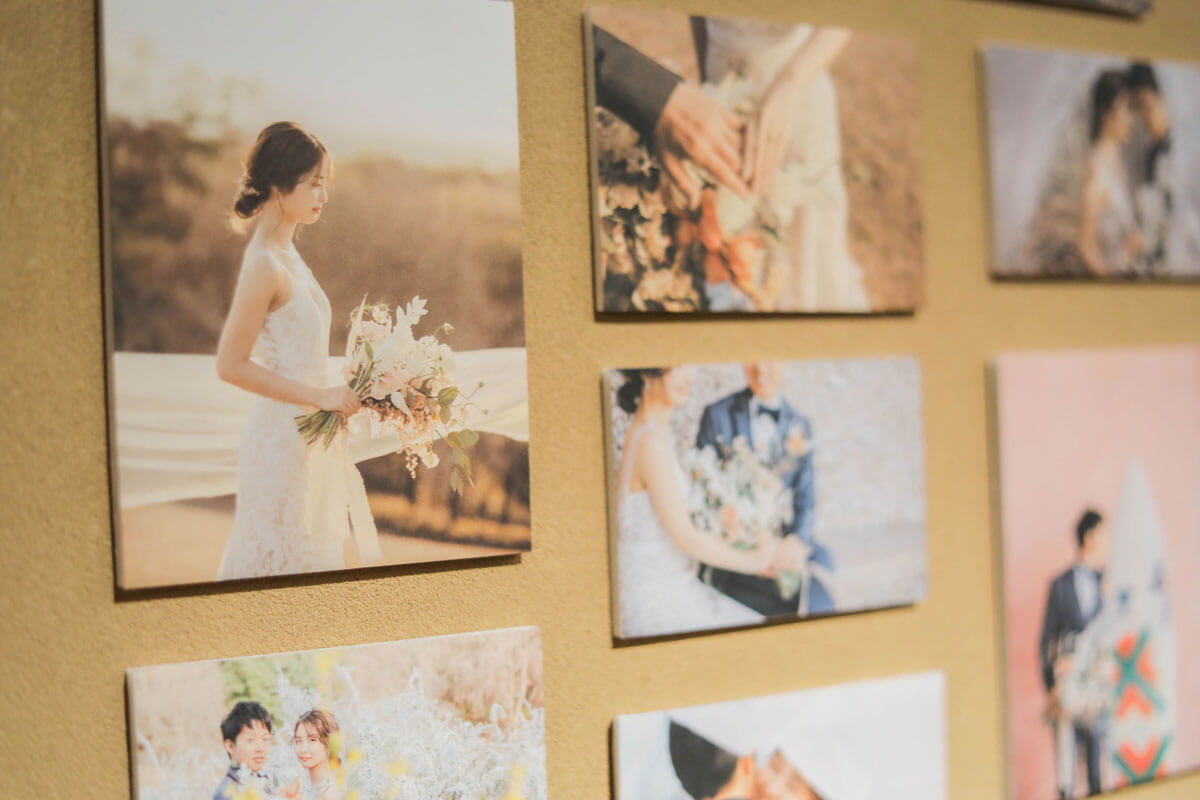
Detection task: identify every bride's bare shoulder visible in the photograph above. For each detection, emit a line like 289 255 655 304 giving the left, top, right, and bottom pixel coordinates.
627 422 671 459
237 242 290 285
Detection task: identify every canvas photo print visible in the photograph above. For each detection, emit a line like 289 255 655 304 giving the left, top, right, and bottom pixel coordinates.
614 671 946 800
100 0 529 588
994 346 1200 797
127 626 544 799
985 44 1200 279
1008 0 1152 16
603 358 926 639
584 7 923 314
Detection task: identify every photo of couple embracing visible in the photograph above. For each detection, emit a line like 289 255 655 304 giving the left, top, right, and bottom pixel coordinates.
614 671 947 800
605 358 927 639
986 45 1200 279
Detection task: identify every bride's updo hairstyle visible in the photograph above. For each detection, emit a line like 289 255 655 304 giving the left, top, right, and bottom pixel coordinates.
294 709 341 762
234 121 328 219
1088 70 1128 143
616 368 664 414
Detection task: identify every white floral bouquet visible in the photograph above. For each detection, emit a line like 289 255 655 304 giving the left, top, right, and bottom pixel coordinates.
295 296 479 493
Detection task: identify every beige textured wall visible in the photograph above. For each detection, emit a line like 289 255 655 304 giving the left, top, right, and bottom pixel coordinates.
1 0 1198 797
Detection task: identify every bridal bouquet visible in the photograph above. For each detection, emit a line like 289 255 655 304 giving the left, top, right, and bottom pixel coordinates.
682 72 817 311
683 436 809 600
683 437 794 549
295 296 479 493
1054 622 1118 726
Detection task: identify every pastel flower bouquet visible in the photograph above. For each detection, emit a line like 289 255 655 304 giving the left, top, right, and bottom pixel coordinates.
683 435 813 601
295 296 480 493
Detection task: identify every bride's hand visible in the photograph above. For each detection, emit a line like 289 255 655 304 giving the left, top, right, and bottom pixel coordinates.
748 527 781 573
313 385 362 417
744 74 802 194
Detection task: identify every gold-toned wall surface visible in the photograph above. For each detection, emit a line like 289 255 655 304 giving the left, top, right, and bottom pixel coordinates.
1 0 1198 797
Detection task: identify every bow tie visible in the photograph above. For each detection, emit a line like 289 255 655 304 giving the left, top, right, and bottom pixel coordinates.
755 405 780 422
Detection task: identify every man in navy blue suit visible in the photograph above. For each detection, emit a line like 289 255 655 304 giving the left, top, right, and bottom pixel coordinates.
695 362 834 617
1040 508 1109 799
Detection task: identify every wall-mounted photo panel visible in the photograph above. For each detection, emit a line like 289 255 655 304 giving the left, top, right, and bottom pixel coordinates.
994 346 1200 797
1007 0 1152 16
584 7 923 314
100 0 530 589
127 627 545 799
604 358 926 639
984 44 1200 279
614 671 947 800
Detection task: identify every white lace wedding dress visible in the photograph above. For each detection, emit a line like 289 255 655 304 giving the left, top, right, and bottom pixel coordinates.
616 424 763 637
216 245 380 580
704 19 870 312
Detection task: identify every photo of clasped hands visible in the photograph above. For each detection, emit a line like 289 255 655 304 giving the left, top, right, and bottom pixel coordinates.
650 26 850 210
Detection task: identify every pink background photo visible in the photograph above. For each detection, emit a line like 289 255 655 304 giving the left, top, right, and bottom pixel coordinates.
995 346 1200 799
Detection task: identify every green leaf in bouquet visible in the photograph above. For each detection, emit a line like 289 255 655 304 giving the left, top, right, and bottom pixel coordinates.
437 386 459 406
455 429 479 448
449 468 464 495
446 431 461 449
364 340 373 360
451 447 467 465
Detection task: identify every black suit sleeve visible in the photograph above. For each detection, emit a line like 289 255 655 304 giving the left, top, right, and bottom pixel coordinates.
1039 578 1062 692
592 25 682 143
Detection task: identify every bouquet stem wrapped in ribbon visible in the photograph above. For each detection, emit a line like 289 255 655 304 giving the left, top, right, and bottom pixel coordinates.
296 296 481 494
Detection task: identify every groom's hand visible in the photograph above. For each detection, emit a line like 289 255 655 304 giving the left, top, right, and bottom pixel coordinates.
653 82 751 209
764 535 810 575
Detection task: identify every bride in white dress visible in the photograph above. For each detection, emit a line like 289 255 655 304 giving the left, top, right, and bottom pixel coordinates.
697 18 870 312
615 368 774 638
292 710 345 800
215 122 380 580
